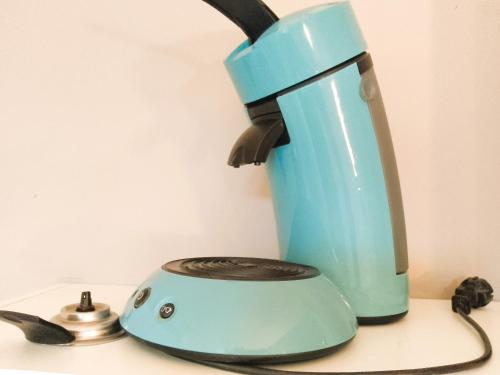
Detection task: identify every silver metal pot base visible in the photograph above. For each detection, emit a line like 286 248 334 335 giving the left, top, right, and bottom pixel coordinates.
51 292 126 346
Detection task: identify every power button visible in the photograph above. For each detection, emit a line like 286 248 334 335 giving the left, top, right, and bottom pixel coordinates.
159 303 175 319
134 287 151 308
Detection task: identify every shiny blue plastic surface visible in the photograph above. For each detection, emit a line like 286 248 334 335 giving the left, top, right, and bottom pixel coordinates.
123 0 408 359
225 2 367 104
267 64 408 318
120 269 357 356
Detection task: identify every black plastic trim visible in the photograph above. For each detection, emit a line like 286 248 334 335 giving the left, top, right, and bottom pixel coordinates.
228 110 288 167
357 310 408 326
245 98 290 151
357 53 374 74
163 257 321 281
129 332 353 365
247 99 281 119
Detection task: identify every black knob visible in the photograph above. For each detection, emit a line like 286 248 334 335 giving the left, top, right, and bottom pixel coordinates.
134 288 151 308
76 291 95 312
159 303 175 319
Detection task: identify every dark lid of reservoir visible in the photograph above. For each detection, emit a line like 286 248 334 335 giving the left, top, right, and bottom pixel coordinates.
163 257 320 281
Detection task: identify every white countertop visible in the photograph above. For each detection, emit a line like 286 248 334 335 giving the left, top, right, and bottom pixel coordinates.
0 284 498 374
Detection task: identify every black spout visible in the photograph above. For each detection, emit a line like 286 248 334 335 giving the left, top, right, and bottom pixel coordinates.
202 0 279 43
228 99 290 168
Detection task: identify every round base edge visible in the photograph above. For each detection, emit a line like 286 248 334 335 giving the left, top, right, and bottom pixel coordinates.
128 333 355 365
357 310 408 326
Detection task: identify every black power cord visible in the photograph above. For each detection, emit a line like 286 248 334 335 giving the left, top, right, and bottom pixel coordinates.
179 277 494 375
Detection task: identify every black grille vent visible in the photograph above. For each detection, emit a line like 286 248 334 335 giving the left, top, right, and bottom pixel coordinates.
163 257 320 281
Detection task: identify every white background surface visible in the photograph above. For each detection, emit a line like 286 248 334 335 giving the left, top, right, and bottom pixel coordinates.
0 284 498 374
1 0 499 301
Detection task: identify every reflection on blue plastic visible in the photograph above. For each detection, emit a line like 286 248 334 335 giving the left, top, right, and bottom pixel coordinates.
267 64 408 318
121 269 357 356
225 2 367 103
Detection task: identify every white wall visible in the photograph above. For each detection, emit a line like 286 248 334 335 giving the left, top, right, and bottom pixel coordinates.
1 0 499 301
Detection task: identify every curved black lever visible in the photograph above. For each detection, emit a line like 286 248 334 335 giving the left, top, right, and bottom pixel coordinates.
0 310 75 345
202 0 279 43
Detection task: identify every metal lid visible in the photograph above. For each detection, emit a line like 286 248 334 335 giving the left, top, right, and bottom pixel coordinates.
51 292 125 345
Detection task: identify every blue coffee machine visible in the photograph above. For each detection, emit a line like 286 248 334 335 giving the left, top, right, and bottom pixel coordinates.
224 1 409 323
120 0 494 354
0 3 492 373
122 0 409 360
0 0 410 365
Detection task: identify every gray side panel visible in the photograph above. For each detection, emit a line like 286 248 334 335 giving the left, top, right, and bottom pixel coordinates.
359 60 409 274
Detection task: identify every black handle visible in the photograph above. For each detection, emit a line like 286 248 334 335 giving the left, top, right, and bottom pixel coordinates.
202 0 278 43
0 310 75 345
